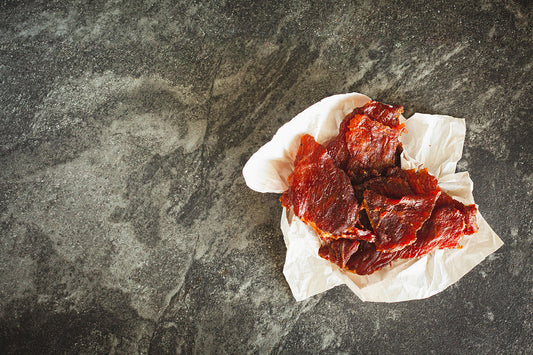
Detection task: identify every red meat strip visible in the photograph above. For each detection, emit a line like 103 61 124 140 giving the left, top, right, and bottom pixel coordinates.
393 168 477 235
345 115 404 183
319 239 360 269
354 100 404 128
362 189 439 252
326 100 404 172
436 192 479 235
345 241 400 275
461 204 478 235
343 206 466 275
391 168 439 195
318 227 376 243
355 168 477 236
353 175 414 201
399 206 465 258
325 112 353 171
353 168 438 199
280 134 360 236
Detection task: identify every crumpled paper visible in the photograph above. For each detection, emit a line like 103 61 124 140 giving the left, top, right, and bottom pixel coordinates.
243 93 503 302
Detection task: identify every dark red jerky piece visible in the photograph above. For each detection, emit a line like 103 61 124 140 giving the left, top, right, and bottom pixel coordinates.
357 208 373 231
430 207 466 249
362 189 439 252
399 206 465 258
461 204 478 235
353 168 439 201
392 168 477 235
345 115 404 183
353 175 414 201
319 239 360 268
343 206 467 275
280 134 359 236
388 168 439 195
326 111 354 171
345 241 400 275
340 228 376 243
325 100 404 172
345 160 381 185
316 226 376 243
353 100 404 128
436 192 479 235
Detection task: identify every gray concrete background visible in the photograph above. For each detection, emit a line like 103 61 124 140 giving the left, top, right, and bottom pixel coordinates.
0 0 531 353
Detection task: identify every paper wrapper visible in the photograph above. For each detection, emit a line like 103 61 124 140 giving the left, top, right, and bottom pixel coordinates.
243 93 503 302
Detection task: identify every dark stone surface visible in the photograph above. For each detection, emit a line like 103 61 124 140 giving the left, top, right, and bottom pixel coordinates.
0 0 531 353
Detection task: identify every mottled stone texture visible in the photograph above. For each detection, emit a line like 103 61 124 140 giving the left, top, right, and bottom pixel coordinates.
0 0 531 353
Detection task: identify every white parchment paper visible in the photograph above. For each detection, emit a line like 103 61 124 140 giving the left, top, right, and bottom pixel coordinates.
242 93 503 302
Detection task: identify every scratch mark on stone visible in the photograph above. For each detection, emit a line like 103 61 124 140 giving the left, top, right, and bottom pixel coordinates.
148 233 201 350
206 56 223 119
413 44 470 83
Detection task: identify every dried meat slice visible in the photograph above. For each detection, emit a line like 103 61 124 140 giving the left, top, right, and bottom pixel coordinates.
395 168 477 235
436 192 479 235
398 206 465 258
316 227 376 243
389 168 439 195
345 115 404 183
325 100 404 172
353 168 440 202
461 204 478 235
339 227 376 243
281 134 360 236
353 175 414 201
345 241 400 275
319 239 360 269
362 189 439 252
338 205 469 275
325 110 354 171
353 100 404 128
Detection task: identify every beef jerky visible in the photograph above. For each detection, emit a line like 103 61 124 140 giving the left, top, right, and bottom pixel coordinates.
354 168 439 200
436 192 479 235
325 111 354 171
344 206 466 275
319 238 360 269
362 189 439 252
281 134 360 236
345 241 400 275
353 175 414 201
399 206 465 258
354 100 404 128
326 100 404 173
316 227 376 243
345 115 404 183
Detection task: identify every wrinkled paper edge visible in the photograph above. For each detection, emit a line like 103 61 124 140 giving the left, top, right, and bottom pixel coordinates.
243 93 504 302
